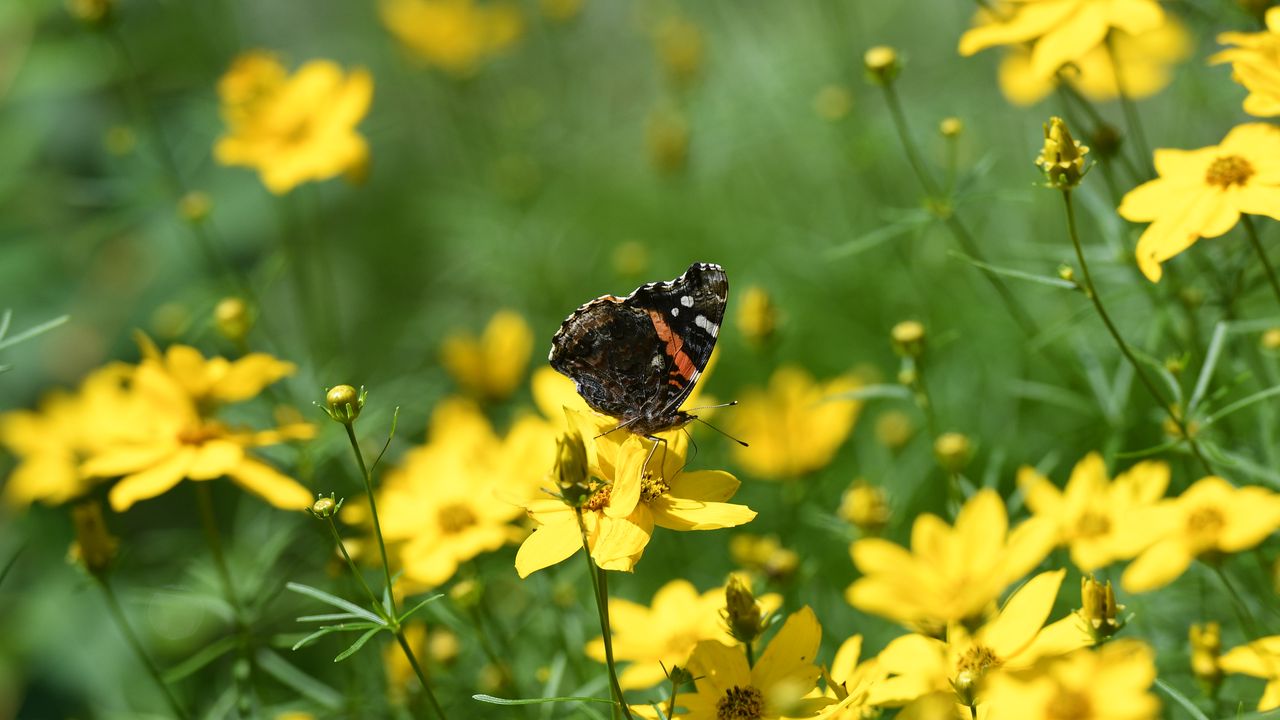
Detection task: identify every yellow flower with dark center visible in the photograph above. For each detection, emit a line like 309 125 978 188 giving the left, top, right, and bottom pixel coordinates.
1 363 143 507
726 365 862 480
214 52 372 195
583 578 781 691
1220 635 1280 710
996 17 1190 106
515 407 754 576
380 0 521 76
440 310 533 402
1211 8 1280 117
847 489 1057 634
1118 123 1280 282
80 341 313 512
981 640 1159 720
869 570 1092 713
959 0 1165 78
683 606 832 719
1118 476 1280 592
1018 452 1169 571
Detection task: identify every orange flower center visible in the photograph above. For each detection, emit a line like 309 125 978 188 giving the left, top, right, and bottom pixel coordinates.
177 421 226 445
1205 155 1254 188
1046 689 1092 719
437 503 478 534
716 685 764 720
1186 505 1225 549
582 483 612 512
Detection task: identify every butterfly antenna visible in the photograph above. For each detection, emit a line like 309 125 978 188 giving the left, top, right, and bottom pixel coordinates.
684 400 739 413
692 416 749 447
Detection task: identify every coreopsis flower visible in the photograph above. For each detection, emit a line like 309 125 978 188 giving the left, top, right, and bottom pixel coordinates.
683 606 832 719
1119 476 1280 592
1189 622 1223 695
838 479 890 536
726 365 862 480
381 0 521 75
1017 453 1169 571
214 52 372 194
440 310 533 402
584 578 781 691
737 286 779 346
1219 636 1280 710
870 571 1092 713
1211 9 1280 117
515 408 755 576
817 634 886 719
847 489 1057 634
730 534 799 582
959 0 1165 79
996 17 1189 106
1118 123 1280 282
1 363 142 507
81 340 314 512
981 640 1159 720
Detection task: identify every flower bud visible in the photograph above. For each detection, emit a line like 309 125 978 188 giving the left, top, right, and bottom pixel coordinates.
1076 575 1124 641
722 574 766 646
646 107 690 175
214 297 253 343
729 534 798 582
1057 264 1076 283
668 664 695 688
863 46 900 86
67 0 113 24
934 432 971 473
178 191 212 223
450 578 483 610
1036 117 1090 189
1089 123 1122 159
324 385 365 424
428 628 460 666
1262 328 1280 351
1189 622 1222 695
891 320 925 358
738 286 779 347
307 492 344 519
655 16 704 90
69 501 118 577
875 410 915 451
939 117 963 138
840 479 890 535
554 430 593 506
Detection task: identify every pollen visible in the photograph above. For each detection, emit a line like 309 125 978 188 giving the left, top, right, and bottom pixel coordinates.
1205 155 1254 188
956 644 1000 677
437 503 478 534
716 684 764 720
582 483 612 512
640 472 671 502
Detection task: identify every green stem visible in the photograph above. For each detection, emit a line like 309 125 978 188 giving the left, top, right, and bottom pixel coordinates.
1242 215 1280 308
96 577 191 719
1210 562 1264 640
194 483 254 716
325 517 384 617
1105 34 1154 178
396 629 449 720
577 514 632 720
1061 191 1215 476
745 641 755 669
468 606 517 694
343 422 396 614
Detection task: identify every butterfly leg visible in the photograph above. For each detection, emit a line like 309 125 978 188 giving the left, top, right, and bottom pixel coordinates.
641 435 670 481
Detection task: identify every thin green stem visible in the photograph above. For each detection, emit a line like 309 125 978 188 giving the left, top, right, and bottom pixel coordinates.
195 483 254 716
577 514 631 720
1242 215 1280 308
343 422 396 614
1210 562 1264 640
1061 190 1215 476
1105 34 1154 178
468 606 516 694
745 641 755 669
395 629 448 720
325 517 384 617
96 577 191 719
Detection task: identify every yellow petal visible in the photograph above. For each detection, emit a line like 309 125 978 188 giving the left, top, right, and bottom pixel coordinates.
752 606 821 691
958 0 1075 57
212 354 295 403
225 457 311 509
187 439 245 480
666 470 739 501
83 443 180 478
1031 3 1109 77
650 495 756 530
108 447 195 511
831 635 864 682
1120 536 1193 592
591 510 653 567
981 569 1066 659
514 519 582 578
1220 644 1273 678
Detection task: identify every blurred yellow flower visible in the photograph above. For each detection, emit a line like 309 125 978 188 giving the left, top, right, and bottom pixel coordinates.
654 15 704 89
1211 8 1280 117
839 479 890 536
585 578 780 691
683 606 831 719
847 489 1057 634
982 640 1159 720
81 341 313 512
818 634 886 719
1220 636 1280 710
1119 476 1280 592
726 365 862 480
1018 453 1169 571
737 285 779 346
214 52 372 195
646 106 690 175
1 363 140 507
380 0 521 76
440 310 533 402
959 0 1165 78
729 533 799 582
1190 621 1223 694
997 18 1190 106
515 407 754 576
1119 123 1280 282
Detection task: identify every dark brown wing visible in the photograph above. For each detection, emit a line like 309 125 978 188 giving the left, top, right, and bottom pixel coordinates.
549 296 668 422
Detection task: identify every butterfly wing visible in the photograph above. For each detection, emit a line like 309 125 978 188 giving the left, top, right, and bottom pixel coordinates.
549 296 668 422
628 262 727 414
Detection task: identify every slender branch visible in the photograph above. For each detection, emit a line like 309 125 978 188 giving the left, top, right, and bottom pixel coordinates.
96 578 191 719
1104 34 1154 178
577 514 631 720
343 423 396 613
325 517 383 616
396 629 449 720
1242 215 1280 308
195 483 254 715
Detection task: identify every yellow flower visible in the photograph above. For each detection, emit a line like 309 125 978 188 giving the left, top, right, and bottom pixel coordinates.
847 490 1057 634
729 533 799 582
982 640 1159 720
1220 636 1280 710
1 363 142 507
1119 476 1280 592
214 53 372 194
1211 8 1280 117
1017 452 1169 571
440 310 533 402
737 286 780 346
1118 123 1280 282
838 479 890 536
380 0 521 76
1190 622 1223 694
81 341 313 512
996 18 1190 106
870 570 1092 712
726 365 862 480
959 0 1165 78
584 578 781 691
683 606 832 719
817 634 886 719
515 407 755 576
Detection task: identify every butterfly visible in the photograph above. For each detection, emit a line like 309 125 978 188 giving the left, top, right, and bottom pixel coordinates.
549 262 728 438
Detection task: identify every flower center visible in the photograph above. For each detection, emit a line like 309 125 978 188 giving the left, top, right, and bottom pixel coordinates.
437 503 478 534
716 685 764 720
582 483 612 512
1186 505 1225 548
177 421 226 445
1205 155 1254 188
1075 510 1111 538
640 472 671 503
1046 689 1093 720
955 644 1000 681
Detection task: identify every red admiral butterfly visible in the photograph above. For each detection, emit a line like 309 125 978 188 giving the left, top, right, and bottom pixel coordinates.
550 262 728 437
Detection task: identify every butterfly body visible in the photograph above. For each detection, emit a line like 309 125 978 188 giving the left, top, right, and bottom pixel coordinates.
550 262 728 436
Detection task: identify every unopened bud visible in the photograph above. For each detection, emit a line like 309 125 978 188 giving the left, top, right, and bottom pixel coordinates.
1190 622 1222 695
178 191 212 223
1262 328 1280 351
1077 575 1124 641
738 286 779 347
1036 117 1090 189
323 385 365 424
307 492 344 519
450 578 483 609
214 297 253 343
934 432 971 473
67 0 112 24
723 574 765 646
554 430 592 506
840 479 890 535
891 320 925 358
939 117 963 138
863 46 900 86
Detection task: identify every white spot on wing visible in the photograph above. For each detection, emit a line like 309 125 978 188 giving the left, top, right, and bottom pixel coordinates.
694 314 719 337
680 295 694 307
671 307 679 316
651 354 664 369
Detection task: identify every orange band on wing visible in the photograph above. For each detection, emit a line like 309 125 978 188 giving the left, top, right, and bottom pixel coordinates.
647 310 697 382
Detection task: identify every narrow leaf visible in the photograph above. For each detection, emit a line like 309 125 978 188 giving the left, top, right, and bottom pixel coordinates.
1153 678 1210 720
0 314 70 351
334 626 385 662
164 635 238 683
1204 385 1280 427
297 612 363 623
473 694 616 706
286 582 384 624
291 622 379 651
829 384 911 401
255 649 344 709
371 406 401 473
947 251 1077 289
397 594 445 623
1189 321 1228 415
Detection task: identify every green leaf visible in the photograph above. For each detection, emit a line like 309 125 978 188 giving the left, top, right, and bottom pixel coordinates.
829 384 910 401
297 612 364 623
286 582 384 624
1153 678 1209 720
333 626 386 662
291 622 380 651
397 593 445 623
473 694 616 706
255 649 344 710
0 544 25 589
0 314 69 351
825 214 928 259
947 251 1077 289
1204 385 1280 428
1188 321 1228 415
371 405 401 473
1005 379 1095 416
164 635 238 683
